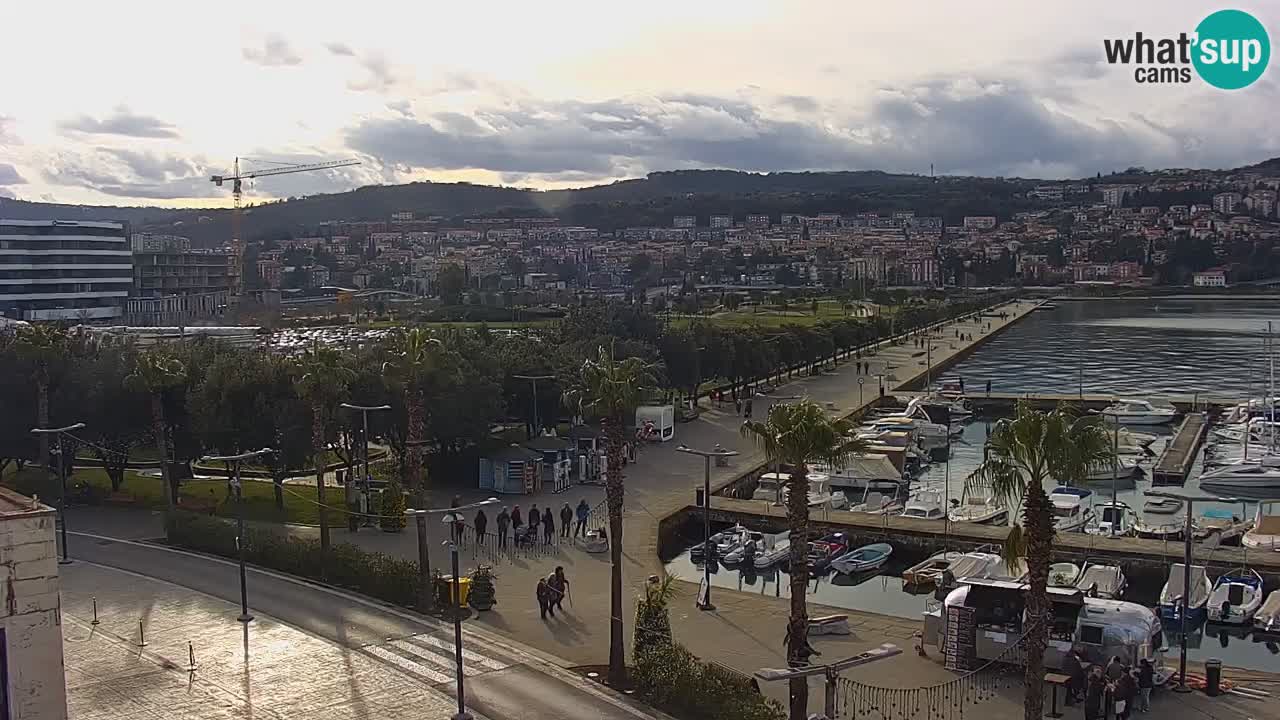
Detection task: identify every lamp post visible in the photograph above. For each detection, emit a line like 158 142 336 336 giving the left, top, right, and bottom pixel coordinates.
513 374 555 439
30 422 85 564
404 497 501 612
339 402 391 528
677 444 739 611
1143 490 1239 692
446 539 471 720
204 448 274 622
1105 410 1120 537
754 644 902 719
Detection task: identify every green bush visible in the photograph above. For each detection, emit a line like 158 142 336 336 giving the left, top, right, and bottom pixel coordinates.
380 479 407 532
633 641 783 720
165 511 418 607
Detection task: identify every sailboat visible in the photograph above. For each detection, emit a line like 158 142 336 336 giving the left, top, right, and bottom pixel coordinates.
1204 325 1280 491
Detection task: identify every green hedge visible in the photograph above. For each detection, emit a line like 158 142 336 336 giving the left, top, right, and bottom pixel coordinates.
633 641 783 720
165 511 417 607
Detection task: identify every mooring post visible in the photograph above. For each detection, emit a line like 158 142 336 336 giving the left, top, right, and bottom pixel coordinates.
137 620 147 647
91 597 100 626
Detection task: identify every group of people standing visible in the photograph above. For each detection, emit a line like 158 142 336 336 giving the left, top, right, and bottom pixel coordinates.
1064 650 1155 720
471 499 592 549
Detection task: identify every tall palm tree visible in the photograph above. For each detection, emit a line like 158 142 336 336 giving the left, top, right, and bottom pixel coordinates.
562 344 657 686
295 343 354 558
966 402 1111 720
125 348 188 511
740 400 865 720
13 324 70 468
383 329 447 504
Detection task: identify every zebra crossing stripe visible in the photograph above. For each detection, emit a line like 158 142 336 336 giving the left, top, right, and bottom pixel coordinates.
363 644 454 685
389 638 486 677
399 634 511 671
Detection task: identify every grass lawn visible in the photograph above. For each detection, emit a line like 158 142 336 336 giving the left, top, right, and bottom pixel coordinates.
1 466 345 527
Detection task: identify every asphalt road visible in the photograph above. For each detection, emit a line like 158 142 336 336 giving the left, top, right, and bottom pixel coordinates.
66 531 662 720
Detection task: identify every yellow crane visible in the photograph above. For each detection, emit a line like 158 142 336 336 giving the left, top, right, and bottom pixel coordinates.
210 156 361 301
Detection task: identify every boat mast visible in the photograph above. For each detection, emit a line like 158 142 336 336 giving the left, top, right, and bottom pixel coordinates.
1270 321 1275 454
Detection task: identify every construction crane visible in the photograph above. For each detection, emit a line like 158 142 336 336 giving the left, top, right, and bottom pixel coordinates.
210 156 361 302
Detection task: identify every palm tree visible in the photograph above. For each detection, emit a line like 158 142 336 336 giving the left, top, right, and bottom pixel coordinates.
295 343 354 558
740 400 865 720
125 348 188 511
966 401 1111 720
13 324 70 468
383 329 447 504
562 344 657 686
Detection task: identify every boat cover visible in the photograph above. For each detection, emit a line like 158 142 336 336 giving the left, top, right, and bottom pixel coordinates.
1258 592 1280 630
1161 565 1209 607
1076 565 1123 596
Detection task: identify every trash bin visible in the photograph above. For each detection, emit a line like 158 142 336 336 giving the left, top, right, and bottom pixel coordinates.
1205 658 1222 696
695 486 706 507
435 575 472 607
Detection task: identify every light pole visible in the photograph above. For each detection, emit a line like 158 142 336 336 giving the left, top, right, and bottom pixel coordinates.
30 422 85 564
204 448 274 622
754 644 902 720
446 539 471 720
339 402 391 528
1144 490 1239 692
1105 410 1120 537
513 374 555 439
404 497 501 612
677 444 739 611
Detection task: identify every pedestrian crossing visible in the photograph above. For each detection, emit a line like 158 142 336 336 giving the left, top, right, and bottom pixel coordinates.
360 632 514 686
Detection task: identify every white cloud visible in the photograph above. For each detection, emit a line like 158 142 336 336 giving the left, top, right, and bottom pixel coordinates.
243 34 303 67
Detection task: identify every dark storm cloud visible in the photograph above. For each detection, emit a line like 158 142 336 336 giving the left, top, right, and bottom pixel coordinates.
243 34 303 67
59 109 180 139
343 76 1280 181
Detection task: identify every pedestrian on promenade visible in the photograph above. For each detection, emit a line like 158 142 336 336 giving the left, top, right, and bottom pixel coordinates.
575 499 590 537
547 566 569 613
496 507 510 549
744 398 753 419
543 507 555 543
1063 649 1084 705
511 505 523 537
735 396 742 415
1136 659 1153 712
560 502 573 538
1106 655 1124 682
537 576 554 619
475 508 488 544
985 379 992 395
528 505 541 539
1114 666 1136 720
958 376 965 393
1084 668 1105 720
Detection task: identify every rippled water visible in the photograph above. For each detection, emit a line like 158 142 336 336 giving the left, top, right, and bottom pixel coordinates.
948 299 1280 398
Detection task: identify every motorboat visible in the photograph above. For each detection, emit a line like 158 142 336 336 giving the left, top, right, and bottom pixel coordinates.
1255 590 1280 633
948 487 1009 525
935 547 1026 596
813 454 905 493
830 542 894 575
1082 456 1144 483
690 524 747 560
936 379 965 400
1085 501 1136 537
1199 456 1280 489
752 473 785 504
1049 562 1081 588
902 550 963 588
1193 508 1253 544
1050 487 1094 532
1242 500 1280 551
849 483 906 514
901 490 946 521
873 414 950 445
1095 399 1178 425
781 473 850 511
1075 561 1127 600
753 532 790 569
1134 517 1186 541
1143 496 1185 515
923 579 1166 673
1158 563 1212 625
721 531 765 566
1118 428 1159 451
1211 418 1280 444
1206 568 1265 625
903 397 969 432
807 533 850 573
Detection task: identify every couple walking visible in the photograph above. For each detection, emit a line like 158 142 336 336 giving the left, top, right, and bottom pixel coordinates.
536 566 571 619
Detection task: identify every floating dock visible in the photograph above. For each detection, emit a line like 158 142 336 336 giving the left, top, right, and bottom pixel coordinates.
1152 412 1208 486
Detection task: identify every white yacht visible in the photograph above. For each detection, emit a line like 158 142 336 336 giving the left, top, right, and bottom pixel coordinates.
1242 500 1280 551
1199 456 1280 490
849 483 906 514
873 414 950 445
901 490 946 521
1206 568 1265 625
1095 399 1178 425
752 472 785 504
781 473 849 511
948 487 1009 525
1085 501 1135 537
1083 456 1144 482
1075 562 1127 600
1049 487 1094 532
1211 418 1280 444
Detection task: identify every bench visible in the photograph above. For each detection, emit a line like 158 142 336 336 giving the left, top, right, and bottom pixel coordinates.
1044 672 1072 718
808 615 851 636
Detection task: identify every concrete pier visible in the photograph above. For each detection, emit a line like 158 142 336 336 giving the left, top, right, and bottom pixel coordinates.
1152 413 1209 486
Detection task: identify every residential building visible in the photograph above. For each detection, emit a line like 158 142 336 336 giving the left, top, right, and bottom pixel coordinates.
672 215 696 228
0 219 133 321
710 215 733 228
130 235 236 325
1193 267 1228 287
1213 192 1243 214
1101 185 1136 207
962 216 996 230
0 488 68 720
744 214 770 229
130 233 190 252
257 259 283 288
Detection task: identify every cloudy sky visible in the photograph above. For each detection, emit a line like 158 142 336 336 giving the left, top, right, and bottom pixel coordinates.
2 0 1277 207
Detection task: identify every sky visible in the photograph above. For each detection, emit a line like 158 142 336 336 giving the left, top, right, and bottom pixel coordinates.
1 0 1278 208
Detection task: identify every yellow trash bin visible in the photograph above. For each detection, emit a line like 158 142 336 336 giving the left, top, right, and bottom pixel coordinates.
449 576 472 607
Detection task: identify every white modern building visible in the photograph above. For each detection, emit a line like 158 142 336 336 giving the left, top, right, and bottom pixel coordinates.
0 219 133 321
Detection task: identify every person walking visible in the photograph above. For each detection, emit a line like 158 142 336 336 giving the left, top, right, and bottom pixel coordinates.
559 502 573 538
958 376 965 393
528 504 541 540
1106 656 1124 682
1136 659 1153 713
1084 668 1106 720
743 398 753 420
1114 666 1137 720
536 576 554 619
474 508 488 545
985 379 992 395
511 505 523 538
547 566 569 613
1063 648 1084 706
543 506 555 544
575 498 590 538
496 507 510 549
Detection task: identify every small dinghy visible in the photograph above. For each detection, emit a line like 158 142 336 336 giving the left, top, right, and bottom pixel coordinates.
902 551 962 588
1075 561 1127 599
1207 568 1265 625
753 531 790 569
1049 562 1081 588
1143 496 1185 515
1159 563 1212 624
1254 590 1280 633
830 543 893 575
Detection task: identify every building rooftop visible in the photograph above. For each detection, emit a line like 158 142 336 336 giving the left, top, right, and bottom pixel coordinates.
0 486 54 518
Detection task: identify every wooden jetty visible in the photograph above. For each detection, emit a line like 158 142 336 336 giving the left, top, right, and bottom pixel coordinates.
1152 412 1208 486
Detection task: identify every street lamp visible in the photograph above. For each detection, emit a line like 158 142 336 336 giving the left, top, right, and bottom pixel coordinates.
512 374 555 439
204 448 274 622
754 643 902 719
30 422 85 564
339 402 391 528
1144 490 1239 692
1103 410 1120 537
676 444 739 611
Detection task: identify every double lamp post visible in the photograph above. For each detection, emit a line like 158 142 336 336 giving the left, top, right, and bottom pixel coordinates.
677 443 738 612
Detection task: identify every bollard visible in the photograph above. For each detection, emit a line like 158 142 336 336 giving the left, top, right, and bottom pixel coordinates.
137 620 147 647
91 597 100 626
187 642 198 672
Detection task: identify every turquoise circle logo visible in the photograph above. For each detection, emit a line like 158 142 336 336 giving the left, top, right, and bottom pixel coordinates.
1192 9 1270 89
